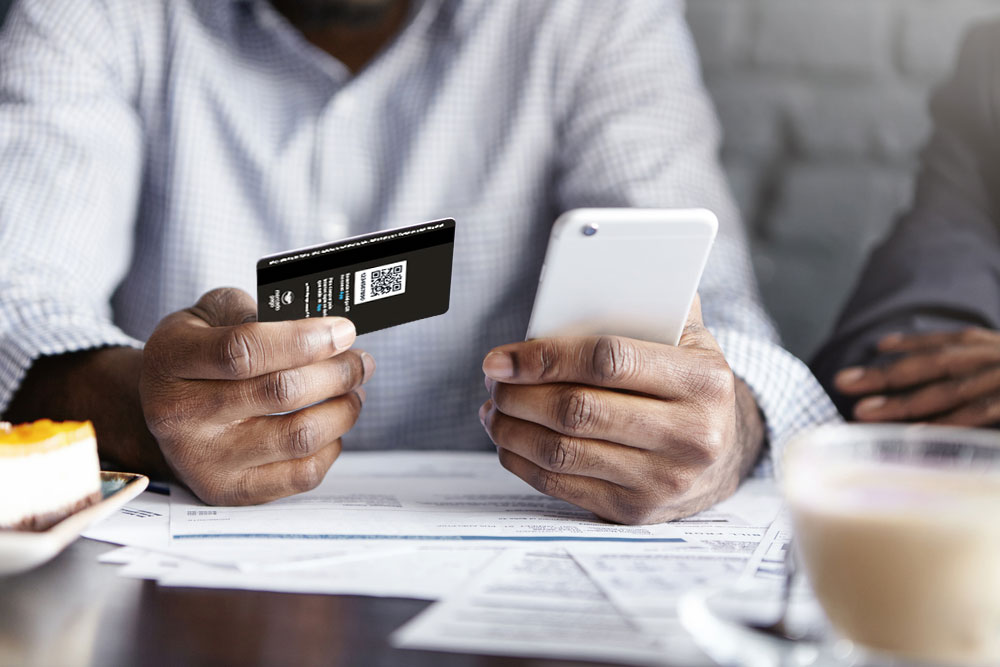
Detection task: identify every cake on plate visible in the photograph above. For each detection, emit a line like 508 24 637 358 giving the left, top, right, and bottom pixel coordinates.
0 419 102 531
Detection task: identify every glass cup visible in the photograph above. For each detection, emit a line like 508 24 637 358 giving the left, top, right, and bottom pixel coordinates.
783 423 1000 666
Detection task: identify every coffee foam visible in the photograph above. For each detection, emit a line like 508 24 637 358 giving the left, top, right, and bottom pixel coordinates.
786 460 1000 523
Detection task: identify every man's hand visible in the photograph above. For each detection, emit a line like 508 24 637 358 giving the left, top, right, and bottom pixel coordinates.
834 327 1000 426
479 296 765 525
140 288 373 505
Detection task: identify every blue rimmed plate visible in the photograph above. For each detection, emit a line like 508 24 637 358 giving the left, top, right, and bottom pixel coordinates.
0 471 148 576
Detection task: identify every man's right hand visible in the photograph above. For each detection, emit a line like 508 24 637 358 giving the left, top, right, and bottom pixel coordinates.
140 288 372 505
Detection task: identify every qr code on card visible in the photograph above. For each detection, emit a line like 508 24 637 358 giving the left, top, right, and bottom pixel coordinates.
354 260 407 305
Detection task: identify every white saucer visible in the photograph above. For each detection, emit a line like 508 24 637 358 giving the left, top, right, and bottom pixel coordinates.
0 471 148 576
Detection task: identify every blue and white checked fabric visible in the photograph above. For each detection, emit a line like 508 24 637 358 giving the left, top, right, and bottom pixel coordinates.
0 0 839 463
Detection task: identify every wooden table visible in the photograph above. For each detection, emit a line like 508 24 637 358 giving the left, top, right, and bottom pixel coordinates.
0 538 599 667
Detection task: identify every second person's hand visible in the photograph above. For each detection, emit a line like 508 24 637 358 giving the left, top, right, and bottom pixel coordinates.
835 327 1000 426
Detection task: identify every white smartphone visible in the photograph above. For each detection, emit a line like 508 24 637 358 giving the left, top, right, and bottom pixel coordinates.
525 208 718 346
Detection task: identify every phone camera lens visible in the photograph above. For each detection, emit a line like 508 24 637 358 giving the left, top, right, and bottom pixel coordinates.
582 223 599 237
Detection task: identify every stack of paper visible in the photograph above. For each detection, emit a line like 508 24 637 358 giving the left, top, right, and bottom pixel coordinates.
84 451 791 666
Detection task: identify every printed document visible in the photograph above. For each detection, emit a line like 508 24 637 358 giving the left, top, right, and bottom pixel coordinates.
169 452 687 543
392 548 681 666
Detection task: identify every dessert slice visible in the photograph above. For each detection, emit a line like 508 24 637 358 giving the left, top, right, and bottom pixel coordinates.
0 419 102 531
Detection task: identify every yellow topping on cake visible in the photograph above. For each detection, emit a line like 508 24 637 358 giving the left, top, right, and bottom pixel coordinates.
0 419 96 457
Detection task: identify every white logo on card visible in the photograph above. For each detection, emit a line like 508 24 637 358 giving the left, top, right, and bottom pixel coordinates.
268 289 294 311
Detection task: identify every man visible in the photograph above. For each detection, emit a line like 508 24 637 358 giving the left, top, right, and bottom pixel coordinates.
0 0 835 523
814 20 1000 427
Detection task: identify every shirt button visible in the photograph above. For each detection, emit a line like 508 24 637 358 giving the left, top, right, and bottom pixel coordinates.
254 3 280 29
331 93 357 117
321 213 349 240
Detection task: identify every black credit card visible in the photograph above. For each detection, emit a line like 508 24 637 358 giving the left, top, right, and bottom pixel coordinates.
257 219 455 334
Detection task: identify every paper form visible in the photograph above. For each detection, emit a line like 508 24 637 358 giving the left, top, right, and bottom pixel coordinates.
740 512 792 585
736 513 830 638
83 489 386 571
83 488 171 551
392 548 675 666
124 544 504 600
569 545 747 650
673 478 784 528
169 452 687 544
83 453 815 665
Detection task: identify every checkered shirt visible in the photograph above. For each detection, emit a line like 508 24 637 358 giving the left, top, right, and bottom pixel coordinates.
0 0 840 466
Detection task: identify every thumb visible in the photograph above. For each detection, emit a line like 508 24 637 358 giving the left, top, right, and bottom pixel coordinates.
678 293 714 349
190 287 259 327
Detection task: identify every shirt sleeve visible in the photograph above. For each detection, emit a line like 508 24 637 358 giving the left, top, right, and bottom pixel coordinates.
0 0 143 414
812 20 1000 418
551 0 840 465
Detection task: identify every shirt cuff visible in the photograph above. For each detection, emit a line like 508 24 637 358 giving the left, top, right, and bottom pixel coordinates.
711 328 843 477
0 315 143 415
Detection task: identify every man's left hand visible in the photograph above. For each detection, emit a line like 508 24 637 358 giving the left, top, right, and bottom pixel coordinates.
479 296 765 525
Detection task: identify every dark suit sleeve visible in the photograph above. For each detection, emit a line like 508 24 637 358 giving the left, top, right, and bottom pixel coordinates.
812 21 1000 418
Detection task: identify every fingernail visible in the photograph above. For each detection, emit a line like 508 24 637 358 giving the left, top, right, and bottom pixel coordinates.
855 396 886 414
332 319 356 350
484 376 495 394
483 351 514 379
836 367 866 386
360 351 376 382
478 401 490 423
354 387 367 405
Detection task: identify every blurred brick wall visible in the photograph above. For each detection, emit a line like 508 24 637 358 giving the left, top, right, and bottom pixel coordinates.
687 0 1000 358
